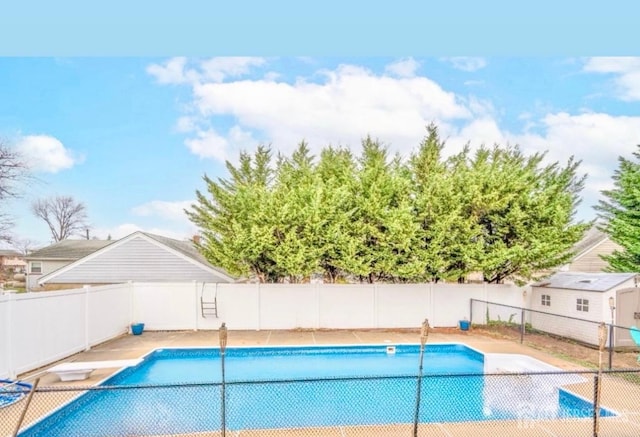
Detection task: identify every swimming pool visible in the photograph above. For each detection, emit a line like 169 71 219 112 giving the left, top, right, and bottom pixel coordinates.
20 344 614 436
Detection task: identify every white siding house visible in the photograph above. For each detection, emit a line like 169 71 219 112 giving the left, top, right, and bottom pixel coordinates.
37 232 234 287
26 240 114 291
560 226 622 273
531 272 638 347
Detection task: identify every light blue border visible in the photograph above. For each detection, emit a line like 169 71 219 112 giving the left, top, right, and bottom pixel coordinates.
1 1 639 55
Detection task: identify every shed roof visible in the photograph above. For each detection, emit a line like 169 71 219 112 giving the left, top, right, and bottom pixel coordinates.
26 239 114 261
533 272 637 292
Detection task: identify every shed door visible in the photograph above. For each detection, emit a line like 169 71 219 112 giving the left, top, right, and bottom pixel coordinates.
615 287 640 347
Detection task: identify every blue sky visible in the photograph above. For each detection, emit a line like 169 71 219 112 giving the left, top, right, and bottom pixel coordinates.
1 56 640 248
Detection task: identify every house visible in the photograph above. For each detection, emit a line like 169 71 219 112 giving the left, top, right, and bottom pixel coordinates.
35 231 234 289
26 239 114 290
0 249 26 274
560 226 622 273
530 272 639 347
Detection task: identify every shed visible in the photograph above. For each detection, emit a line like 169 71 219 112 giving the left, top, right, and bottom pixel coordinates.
530 272 639 347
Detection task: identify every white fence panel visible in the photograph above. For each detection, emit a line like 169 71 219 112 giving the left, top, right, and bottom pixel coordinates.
486 284 527 308
375 284 431 328
258 285 319 329
215 284 260 330
0 295 10 378
431 284 487 326
87 284 131 345
10 289 86 375
3 281 524 377
318 285 375 328
133 282 197 330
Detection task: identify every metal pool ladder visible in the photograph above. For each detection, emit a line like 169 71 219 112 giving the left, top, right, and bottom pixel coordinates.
200 283 218 318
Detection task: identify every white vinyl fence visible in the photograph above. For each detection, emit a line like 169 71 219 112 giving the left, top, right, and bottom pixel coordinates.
1 282 523 378
1 284 131 379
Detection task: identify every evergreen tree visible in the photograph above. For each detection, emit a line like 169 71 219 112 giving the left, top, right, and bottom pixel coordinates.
596 146 640 272
187 146 278 282
315 147 358 282
463 145 588 283
346 137 422 283
270 142 323 282
188 126 588 284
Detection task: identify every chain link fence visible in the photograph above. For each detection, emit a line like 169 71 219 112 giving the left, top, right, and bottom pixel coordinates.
470 299 640 369
3 368 640 436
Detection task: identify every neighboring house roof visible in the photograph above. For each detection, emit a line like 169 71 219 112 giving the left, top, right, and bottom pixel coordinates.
26 239 114 261
533 272 637 292
0 250 22 257
38 231 234 284
3 259 26 267
571 226 611 262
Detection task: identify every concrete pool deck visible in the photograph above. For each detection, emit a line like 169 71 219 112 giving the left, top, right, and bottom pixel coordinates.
8 328 640 437
21 328 590 386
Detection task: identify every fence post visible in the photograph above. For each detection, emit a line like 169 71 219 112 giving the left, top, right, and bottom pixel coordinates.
520 307 525 344
5 292 15 378
592 374 599 437
84 285 91 351
608 324 613 370
469 299 473 325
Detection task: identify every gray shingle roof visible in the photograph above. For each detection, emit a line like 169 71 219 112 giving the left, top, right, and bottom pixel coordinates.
141 232 233 279
572 226 609 259
0 249 21 257
533 272 637 292
26 239 114 260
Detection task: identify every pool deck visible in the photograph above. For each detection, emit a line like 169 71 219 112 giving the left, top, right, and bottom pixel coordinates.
21 328 590 386
9 329 640 437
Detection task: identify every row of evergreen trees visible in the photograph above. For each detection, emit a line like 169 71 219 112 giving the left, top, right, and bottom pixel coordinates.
187 125 589 283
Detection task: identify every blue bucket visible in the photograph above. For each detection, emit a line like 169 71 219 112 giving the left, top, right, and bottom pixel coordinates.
131 323 145 335
459 320 470 331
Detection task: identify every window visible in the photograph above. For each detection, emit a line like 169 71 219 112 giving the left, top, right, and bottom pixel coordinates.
577 298 589 312
541 294 551 306
30 262 42 274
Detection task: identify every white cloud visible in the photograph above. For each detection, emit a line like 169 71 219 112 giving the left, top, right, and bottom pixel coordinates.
15 135 80 173
584 57 640 100
148 57 267 86
182 125 257 161
443 57 487 72
200 57 266 82
187 63 470 160
147 57 193 85
184 129 231 162
132 200 194 223
174 116 198 133
385 58 420 78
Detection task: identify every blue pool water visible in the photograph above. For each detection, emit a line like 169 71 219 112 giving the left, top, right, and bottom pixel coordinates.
20 344 614 436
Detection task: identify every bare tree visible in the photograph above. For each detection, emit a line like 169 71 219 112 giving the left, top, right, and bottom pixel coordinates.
0 141 30 243
31 196 89 242
11 237 40 256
